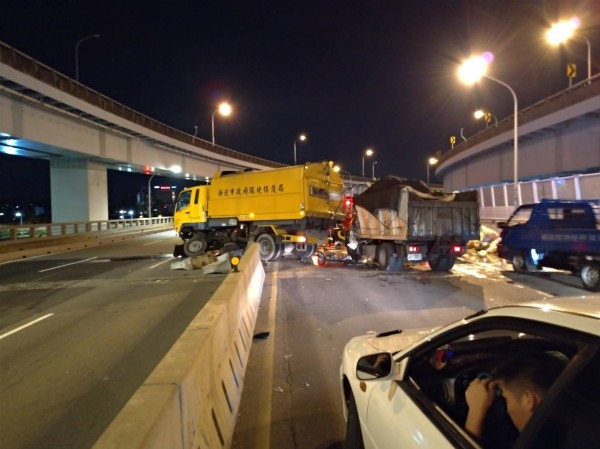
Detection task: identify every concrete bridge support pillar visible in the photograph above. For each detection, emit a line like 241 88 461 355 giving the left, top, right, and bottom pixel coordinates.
50 158 108 222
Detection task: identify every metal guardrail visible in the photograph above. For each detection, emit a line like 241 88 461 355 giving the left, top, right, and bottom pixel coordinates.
0 217 173 242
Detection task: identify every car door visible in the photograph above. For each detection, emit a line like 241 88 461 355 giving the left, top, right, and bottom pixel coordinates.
363 376 459 449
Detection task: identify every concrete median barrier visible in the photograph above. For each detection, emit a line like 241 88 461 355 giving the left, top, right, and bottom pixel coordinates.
91 243 265 449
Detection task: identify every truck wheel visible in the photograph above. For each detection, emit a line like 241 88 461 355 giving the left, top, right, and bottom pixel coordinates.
428 255 456 272
512 254 527 272
377 242 395 270
183 234 208 256
581 263 600 292
292 243 316 260
256 233 280 262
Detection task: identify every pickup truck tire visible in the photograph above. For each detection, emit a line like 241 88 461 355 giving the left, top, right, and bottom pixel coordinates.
511 253 527 272
257 233 280 262
428 255 456 272
581 263 600 292
377 242 395 270
183 234 208 256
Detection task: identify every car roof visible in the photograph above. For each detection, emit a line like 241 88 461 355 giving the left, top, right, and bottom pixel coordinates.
480 296 600 336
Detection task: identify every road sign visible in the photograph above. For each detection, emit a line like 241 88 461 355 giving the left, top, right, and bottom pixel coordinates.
567 63 576 78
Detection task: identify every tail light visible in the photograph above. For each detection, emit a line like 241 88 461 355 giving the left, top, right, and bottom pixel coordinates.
451 244 463 254
408 245 421 253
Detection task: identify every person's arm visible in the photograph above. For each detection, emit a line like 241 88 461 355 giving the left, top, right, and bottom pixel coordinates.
465 378 495 439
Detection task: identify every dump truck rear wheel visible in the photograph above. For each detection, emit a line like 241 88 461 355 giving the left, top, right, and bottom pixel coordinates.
581 263 600 291
257 233 280 261
183 234 208 256
428 255 455 272
377 243 395 270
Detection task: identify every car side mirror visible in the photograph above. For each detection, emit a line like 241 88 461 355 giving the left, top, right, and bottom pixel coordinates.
356 353 392 380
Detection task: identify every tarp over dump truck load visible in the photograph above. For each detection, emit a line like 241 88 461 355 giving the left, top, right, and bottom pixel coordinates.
353 176 480 241
207 162 346 222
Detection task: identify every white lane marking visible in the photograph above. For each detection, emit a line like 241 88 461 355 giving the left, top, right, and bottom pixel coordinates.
38 257 97 273
148 258 173 269
0 313 54 341
143 240 165 246
252 265 279 449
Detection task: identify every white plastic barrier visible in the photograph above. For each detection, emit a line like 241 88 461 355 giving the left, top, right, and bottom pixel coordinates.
91 244 265 449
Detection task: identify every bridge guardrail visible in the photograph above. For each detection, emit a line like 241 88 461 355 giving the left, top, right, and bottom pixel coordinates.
0 217 174 262
0 217 173 242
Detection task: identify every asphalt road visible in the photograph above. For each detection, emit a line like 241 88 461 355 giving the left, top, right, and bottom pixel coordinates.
232 253 598 449
0 231 226 449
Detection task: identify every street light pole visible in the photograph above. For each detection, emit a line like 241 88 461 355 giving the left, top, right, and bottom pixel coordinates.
362 148 374 177
372 161 378 179
426 157 438 184
148 173 157 218
75 34 100 82
484 75 519 207
211 102 232 146
547 17 592 81
458 53 520 207
293 134 307 165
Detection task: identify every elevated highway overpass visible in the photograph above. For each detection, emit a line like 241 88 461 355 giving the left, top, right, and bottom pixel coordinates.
438 75 600 219
1 40 598 226
0 41 282 222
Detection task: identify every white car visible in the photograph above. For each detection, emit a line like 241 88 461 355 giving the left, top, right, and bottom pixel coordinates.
340 297 600 449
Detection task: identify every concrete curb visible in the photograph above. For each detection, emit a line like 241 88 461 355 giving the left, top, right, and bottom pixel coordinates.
91 244 265 449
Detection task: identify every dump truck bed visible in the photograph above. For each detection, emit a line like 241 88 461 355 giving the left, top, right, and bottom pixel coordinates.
353 177 479 242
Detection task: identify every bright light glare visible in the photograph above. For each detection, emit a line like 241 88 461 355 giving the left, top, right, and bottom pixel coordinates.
474 110 485 119
218 102 232 116
333 165 341 172
299 134 307 141
428 157 438 165
546 17 580 46
458 55 490 85
169 165 182 174
365 148 374 156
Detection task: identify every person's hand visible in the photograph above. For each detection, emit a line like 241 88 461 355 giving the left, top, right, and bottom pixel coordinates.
466 377 495 414
465 377 496 439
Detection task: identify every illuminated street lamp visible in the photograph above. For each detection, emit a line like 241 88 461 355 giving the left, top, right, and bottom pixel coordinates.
293 133 307 165
474 109 498 127
362 148 374 177
333 165 353 180
14 211 23 225
148 165 182 218
458 52 520 207
426 157 438 184
546 17 591 80
211 102 232 145
372 161 378 179
75 33 100 82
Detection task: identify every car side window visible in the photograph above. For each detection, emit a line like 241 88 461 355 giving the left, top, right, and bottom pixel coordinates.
401 322 577 449
526 349 600 449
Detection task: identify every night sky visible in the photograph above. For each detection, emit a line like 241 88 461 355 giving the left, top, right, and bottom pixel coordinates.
1 0 599 213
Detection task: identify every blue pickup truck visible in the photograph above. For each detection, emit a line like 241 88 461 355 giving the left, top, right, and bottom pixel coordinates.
497 199 600 291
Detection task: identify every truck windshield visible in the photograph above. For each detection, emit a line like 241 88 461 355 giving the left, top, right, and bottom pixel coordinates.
176 191 192 212
506 205 533 226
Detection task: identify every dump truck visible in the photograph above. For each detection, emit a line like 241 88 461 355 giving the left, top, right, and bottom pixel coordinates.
345 177 480 271
497 199 600 291
173 161 345 261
